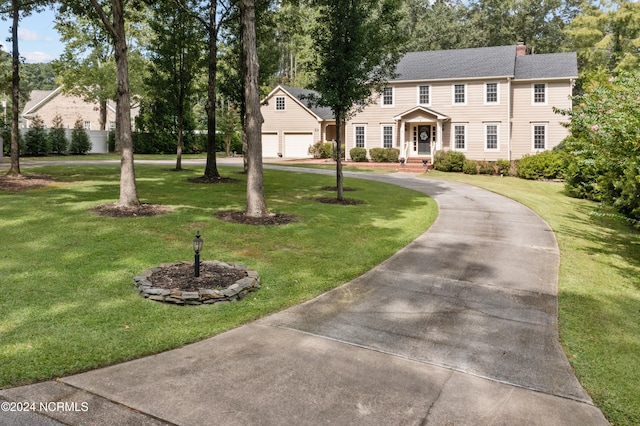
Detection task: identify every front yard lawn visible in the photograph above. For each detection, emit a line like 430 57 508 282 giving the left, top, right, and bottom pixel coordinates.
0 165 436 389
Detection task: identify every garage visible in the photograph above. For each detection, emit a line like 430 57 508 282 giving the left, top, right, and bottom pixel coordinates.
284 132 314 158
261 133 279 157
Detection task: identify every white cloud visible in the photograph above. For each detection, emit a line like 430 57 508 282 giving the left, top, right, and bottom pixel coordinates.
22 51 56 63
19 28 53 42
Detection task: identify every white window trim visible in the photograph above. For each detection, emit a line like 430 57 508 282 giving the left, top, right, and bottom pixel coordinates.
532 123 547 151
532 83 547 105
452 83 467 106
275 96 286 111
381 124 395 148
484 82 500 105
354 124 367 149
453 124 467 151
381 87 394 108
417 85 431 106
484 123 500 151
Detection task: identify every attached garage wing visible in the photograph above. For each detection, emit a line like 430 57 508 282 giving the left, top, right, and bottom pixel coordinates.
262 133 279 157
284 132 314 158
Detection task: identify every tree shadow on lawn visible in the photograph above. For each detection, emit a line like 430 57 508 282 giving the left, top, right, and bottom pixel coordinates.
559 203 640 291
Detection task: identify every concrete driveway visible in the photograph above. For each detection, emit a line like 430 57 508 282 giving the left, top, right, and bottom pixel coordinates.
0 165 609 425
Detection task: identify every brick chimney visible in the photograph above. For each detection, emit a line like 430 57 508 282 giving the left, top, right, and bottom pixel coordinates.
516 42 527 56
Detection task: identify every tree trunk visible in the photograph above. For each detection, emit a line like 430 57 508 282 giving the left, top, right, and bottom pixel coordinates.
241 0 268 217
7 0 20 176
204 0 221 179
99 99 108 130
111 0 139 207
335 110 344 201
176 115 183 171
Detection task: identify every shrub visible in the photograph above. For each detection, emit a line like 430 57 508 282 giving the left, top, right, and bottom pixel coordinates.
49 114 68 155
69 118 92 155
369 147 400 162
496 159 512 176
350 147 367 162
433 150 466 172
308 141 333 159
24 115 50 156
107 131 116 152
463 159 479 174
516 151 564 180
477 160 495 175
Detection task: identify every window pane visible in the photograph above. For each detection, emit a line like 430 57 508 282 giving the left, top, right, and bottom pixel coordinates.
454 85 465 103
534 84 545 103
419 85 429 104
355 126 365 148
486 83 498 103
534 125 546 149
486 125 498 149
383 126 393 148
276 97 285 110
455 125 465 149
383 87 393 105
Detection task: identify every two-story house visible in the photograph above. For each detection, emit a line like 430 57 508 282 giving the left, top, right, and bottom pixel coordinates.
260 44 578 162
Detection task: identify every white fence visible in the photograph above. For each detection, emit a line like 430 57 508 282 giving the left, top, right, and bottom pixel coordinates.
16 129 110 154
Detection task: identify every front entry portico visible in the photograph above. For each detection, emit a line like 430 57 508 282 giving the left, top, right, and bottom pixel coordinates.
394 106 449 162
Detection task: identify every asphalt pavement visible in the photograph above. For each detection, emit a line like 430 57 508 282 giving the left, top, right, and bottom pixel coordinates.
0 162 609 425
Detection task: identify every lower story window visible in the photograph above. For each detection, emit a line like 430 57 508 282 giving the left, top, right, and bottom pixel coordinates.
486 124 498 150
454 125 466 150
355 125 366 148
382 125 393 148
533 125 546 150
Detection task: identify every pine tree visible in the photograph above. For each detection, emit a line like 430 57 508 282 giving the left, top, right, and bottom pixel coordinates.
70 118 92 155
49 113 69 155
24 115 50 156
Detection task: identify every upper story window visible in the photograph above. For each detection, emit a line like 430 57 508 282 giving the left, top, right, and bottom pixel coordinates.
533 83 546 104
454 125 466 150
418 85 430 105
453 84 466 104
109 121 116 130
354 125 366 148
382 87 394 107
275 96 286 110
485 82 498 104
382 125 394 148
84 121 91 130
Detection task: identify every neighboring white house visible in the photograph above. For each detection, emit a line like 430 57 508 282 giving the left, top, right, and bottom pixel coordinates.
261 44 578 161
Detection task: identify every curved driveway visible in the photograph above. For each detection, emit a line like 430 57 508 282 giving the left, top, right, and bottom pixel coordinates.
1 164 609 425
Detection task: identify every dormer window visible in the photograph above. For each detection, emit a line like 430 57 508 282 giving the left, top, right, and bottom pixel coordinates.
275 96 285 110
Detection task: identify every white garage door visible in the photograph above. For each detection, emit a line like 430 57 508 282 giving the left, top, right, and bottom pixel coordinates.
262 133 279 157
284 133 314 158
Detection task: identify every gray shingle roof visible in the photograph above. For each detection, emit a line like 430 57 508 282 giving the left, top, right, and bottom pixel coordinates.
280 85 335 120
394 45 577 81
395 45 517 81
514 52 578 79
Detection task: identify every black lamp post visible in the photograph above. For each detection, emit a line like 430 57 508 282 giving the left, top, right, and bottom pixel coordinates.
192 231 203 277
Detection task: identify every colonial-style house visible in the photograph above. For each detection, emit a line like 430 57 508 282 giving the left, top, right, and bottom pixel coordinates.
260 44 578 162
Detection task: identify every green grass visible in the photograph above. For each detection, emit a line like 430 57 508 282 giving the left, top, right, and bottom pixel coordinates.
0 164 436 389
425 171 640 426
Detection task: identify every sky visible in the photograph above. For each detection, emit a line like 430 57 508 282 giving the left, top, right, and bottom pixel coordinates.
0 7 64 63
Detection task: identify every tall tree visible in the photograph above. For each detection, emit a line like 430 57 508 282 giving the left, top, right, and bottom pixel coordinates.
565 0 640 79
310 0 406 200
54 6 147 133
145 0 204 171
75 0 140 207
0 0 49 175
240 0 269 217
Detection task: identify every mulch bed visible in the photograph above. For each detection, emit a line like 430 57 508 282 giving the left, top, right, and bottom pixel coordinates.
216 210 297 225
319 186 356 191
148 263 247 292
314 197 365 205
0 174 55 191
92 203 173 217
187 176 239 184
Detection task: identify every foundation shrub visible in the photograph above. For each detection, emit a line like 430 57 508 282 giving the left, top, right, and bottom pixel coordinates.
433 150 466 172
516 151 565 180
350 147 367 162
